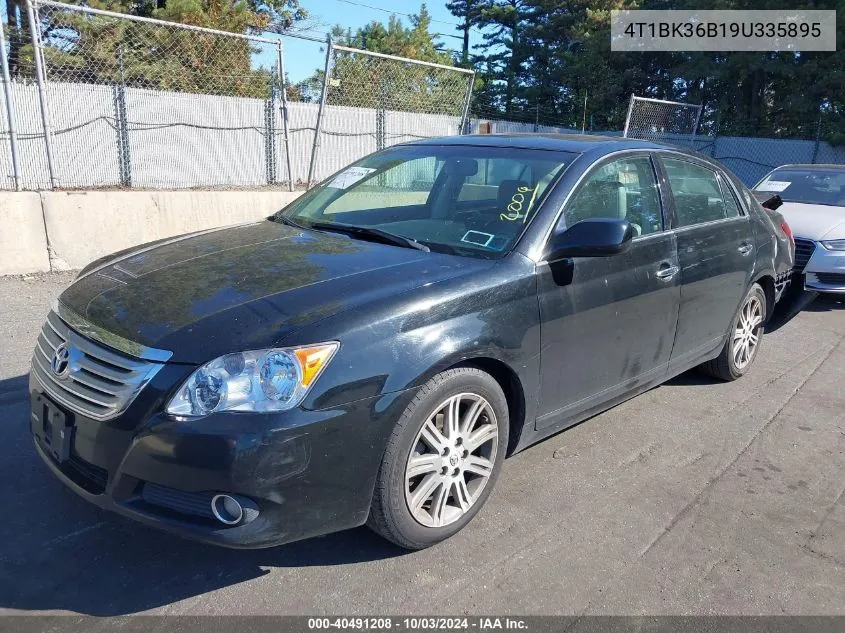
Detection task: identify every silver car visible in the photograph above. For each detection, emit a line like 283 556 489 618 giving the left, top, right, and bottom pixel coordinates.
755 164 845 294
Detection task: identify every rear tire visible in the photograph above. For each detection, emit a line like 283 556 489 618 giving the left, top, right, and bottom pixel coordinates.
367 367 508 550
700 283 767 381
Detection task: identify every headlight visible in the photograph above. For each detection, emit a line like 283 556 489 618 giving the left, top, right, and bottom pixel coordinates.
820 239 845 251
166 343 339 417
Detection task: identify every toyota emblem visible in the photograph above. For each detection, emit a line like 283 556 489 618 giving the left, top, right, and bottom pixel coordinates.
51 343 71 378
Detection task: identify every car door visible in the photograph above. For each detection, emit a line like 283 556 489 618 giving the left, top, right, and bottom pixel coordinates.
655 155 755 373
535 153 681 430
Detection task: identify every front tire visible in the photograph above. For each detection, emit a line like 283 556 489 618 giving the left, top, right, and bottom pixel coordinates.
367 367 509 550
700 283 767 381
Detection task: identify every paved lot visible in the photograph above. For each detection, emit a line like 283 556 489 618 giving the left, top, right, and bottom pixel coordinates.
0 273 843 618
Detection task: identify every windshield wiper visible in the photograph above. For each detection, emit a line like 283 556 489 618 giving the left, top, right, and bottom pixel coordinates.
272 214 306 229
306 222 430 252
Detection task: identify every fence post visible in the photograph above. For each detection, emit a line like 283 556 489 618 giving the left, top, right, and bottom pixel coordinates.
276 40 294 192
0 22 22 190
691 103 703 148
113 44 131 187
25 0 58 189
811 114 822 164
376 75 386 150
264 97 277 185
459 71 474 135
622 94 634 138
306 35 333 189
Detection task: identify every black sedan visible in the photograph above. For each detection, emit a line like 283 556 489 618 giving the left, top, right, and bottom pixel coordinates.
30 135 794 550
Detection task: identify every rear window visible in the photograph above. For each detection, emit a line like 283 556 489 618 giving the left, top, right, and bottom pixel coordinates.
755 168 845 207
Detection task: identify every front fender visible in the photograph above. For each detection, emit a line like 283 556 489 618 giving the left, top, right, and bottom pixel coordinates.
293 258 542 421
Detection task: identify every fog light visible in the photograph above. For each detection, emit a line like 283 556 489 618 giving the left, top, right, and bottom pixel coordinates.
211 494 244 525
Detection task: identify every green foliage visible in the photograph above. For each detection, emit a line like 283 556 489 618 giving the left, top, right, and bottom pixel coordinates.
295 4 471 117
8 0 307 98
453 0 845 139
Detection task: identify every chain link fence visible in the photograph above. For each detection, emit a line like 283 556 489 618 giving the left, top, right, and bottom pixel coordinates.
623 96 703 147
0 0 474 191
469 95 845 187
308 44 474 185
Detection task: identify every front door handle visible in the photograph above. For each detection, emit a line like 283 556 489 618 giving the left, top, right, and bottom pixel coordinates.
738 242 754 255
656 262 679 281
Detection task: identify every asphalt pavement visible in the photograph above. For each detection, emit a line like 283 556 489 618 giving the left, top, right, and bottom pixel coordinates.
0 272 843 617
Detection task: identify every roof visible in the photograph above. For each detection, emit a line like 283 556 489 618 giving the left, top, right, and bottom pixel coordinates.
771 164 845 171
406 133 675 153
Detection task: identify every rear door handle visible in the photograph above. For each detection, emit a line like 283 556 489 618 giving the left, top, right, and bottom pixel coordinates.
656 262 679 281
738 242 754 255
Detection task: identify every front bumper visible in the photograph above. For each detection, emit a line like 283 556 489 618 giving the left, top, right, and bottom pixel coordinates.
31 373 415 548
804 242 845 294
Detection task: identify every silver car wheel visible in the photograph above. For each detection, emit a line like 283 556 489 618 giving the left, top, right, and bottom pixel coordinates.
733 294 763 370
404 392 498 528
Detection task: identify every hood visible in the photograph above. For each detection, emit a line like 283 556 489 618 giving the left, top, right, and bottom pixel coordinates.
59 220 489 363
777 202 845 241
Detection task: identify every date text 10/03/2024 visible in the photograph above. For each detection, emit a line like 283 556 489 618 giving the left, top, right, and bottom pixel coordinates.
307 618 529 630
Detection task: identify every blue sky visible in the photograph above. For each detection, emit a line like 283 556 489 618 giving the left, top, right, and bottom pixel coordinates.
276 0 486 82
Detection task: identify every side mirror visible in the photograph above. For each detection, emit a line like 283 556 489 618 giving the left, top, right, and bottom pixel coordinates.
545 218 633 261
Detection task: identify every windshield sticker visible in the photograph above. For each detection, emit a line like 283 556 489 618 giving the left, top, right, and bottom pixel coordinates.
327 166 376 190
500 185 540 223
461 230 495 248
758 180 791 192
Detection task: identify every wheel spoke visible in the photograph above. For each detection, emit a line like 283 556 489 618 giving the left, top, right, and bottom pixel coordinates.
429 481 450 526
445 396 461 439
460 397 485 434
407 453 440 479
464 454 494 477
409 473 441 513
733 339 744 365
420 419 447 453
454 477 472 511
466 423 497 452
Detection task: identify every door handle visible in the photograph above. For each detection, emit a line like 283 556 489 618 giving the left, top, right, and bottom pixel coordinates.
655 262 679 281
738 242 754 255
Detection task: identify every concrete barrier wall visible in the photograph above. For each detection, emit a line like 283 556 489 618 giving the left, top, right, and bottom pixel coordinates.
0 190 302 275
0 192 50 275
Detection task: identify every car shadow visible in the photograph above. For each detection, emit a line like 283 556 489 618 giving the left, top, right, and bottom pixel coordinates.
0 372 407 616
803 293 844 312
765 285 819 333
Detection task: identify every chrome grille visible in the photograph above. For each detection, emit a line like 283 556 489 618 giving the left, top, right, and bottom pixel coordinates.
793 238 816 272
31 311 167 421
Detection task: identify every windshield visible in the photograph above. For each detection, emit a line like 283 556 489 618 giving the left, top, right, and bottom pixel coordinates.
755 168 845 207
279 144 577 257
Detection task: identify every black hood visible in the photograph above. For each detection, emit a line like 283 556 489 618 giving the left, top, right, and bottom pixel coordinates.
59 220 489 363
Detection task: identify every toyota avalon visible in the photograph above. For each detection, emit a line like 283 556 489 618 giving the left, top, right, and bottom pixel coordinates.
31 135 794 550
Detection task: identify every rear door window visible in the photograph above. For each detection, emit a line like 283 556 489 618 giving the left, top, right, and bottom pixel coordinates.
661 158 735 227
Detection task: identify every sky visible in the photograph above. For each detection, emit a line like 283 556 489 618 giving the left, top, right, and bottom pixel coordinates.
277 0 487 82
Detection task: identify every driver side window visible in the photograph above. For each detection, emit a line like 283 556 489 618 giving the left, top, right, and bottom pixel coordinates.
563 156 662 236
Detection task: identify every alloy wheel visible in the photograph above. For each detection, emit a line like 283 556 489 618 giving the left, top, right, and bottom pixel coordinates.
404 393 498 528
733 294 763 370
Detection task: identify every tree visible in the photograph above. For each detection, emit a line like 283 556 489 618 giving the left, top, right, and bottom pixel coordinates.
473 0 531 114
445 0 482 66
455 0 845 141
295 5 468 117
9 0 308 99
